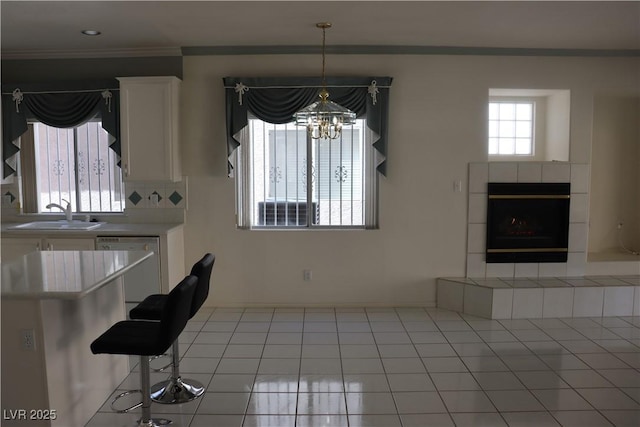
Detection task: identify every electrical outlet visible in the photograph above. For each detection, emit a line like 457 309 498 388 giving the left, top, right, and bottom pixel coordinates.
21 329 35 351
303 269 313 281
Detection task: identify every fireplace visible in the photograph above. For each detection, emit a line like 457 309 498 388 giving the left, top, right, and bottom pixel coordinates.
486 183 571 263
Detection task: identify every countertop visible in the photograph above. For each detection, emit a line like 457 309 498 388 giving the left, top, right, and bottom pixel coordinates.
1 221 183 237
1 250 153 299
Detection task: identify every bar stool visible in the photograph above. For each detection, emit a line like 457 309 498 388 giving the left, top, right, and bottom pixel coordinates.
91 275 197 427
130 253 215 404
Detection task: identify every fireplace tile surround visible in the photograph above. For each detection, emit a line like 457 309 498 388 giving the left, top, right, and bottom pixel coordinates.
466 162 590 278
438 162 640 319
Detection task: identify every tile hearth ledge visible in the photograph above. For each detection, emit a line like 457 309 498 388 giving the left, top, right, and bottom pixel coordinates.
437 276 640 320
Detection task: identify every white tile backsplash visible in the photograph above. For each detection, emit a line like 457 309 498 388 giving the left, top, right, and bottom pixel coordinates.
125 178 188 210
148 187 167 208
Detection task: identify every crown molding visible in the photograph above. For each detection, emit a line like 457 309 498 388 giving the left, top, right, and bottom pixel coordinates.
3 45 639 60
2 47 182 60
183 45 640 57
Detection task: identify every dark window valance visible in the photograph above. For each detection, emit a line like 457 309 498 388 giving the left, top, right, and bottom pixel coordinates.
1 79 120 178
223 76 392 177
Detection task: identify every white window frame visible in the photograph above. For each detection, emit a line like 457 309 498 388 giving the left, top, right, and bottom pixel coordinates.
234 116 378 230
488 99 536 158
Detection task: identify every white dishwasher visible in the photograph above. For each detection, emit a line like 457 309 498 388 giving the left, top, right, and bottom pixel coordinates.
95 236 161 312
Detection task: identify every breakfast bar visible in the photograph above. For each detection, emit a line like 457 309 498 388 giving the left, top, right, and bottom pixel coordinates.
1 250 153 427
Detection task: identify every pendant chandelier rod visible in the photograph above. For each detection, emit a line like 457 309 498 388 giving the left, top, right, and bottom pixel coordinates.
318 22 329 88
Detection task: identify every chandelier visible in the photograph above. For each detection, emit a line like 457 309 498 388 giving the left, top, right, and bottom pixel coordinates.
294 23 356 140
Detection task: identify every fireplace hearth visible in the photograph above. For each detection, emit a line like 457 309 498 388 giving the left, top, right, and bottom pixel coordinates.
486 183 570 263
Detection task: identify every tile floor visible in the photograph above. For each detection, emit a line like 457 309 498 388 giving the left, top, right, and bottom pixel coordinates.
86 307 640 427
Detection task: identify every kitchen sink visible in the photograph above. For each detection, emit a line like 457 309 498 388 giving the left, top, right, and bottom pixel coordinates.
9 221 104 231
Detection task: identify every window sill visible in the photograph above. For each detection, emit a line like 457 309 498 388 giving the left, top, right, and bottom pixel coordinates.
243 226 376 231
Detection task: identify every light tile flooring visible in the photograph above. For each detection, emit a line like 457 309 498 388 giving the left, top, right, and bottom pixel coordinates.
86 307 640 427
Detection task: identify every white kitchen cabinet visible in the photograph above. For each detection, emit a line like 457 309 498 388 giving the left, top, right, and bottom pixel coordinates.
118 76 182 182
1 237 95 262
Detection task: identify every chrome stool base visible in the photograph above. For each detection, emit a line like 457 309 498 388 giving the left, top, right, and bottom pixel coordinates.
150 377 204 404
111 389 143 413
137 418 173 427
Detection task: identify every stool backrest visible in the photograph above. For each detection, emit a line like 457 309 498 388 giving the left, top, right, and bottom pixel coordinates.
159 275 198 348
189 253 215 318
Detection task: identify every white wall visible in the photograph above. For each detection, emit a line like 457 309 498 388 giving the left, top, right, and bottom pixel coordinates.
180 54 639 307
590 95 640 253
546 90 571 161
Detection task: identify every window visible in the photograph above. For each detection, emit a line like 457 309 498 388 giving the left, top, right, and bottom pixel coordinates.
236 117 376 228
23 121 124 213
488 101 534 156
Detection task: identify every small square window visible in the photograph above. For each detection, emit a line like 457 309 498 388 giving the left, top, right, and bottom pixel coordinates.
488 101 534 156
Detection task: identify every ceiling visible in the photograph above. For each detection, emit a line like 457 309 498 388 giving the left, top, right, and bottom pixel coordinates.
2 1 639 59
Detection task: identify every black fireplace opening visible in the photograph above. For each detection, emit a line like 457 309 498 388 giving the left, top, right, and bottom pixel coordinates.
486 183 570 263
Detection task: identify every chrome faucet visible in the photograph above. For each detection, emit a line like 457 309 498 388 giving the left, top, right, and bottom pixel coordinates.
46 199 73 221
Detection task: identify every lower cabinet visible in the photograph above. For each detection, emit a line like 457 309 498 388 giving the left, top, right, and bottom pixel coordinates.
1 237 95 262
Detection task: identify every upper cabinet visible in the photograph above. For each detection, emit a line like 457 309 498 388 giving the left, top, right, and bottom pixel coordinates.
118 76 182 182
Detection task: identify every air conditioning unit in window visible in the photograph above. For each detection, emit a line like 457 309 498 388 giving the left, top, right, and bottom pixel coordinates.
257 201 318 226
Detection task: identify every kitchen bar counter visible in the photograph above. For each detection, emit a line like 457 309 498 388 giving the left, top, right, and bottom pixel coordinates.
1 221 183 236
1 221 186 297
1 250 152 299
1 250 151 427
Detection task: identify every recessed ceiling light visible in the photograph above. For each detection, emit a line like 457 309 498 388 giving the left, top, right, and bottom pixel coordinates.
81 30 101 36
